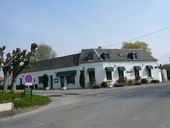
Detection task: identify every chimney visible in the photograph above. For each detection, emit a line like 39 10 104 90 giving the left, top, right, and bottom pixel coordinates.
98 46 102 49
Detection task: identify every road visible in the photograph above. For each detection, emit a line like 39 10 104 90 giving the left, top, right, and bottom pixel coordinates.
1 83 170 128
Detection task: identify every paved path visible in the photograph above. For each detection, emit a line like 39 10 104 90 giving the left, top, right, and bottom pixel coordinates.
1 82 170 128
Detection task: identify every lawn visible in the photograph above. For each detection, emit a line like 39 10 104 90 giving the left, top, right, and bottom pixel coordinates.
0 92 50 108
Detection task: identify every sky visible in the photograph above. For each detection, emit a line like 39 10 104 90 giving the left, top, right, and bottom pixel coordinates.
0 0 170 64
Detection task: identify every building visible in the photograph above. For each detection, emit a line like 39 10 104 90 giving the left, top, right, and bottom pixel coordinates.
17 48 162 89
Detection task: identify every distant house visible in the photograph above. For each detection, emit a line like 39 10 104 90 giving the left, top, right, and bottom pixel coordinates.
16 48 162 89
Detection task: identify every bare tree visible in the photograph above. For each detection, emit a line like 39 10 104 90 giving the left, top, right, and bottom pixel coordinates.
10 43 38 92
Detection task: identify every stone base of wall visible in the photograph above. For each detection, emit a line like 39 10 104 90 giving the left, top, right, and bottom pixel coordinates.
0 102 13 113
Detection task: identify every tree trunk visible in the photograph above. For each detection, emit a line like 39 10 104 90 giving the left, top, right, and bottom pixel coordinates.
3 70 10 93
11 76 17 93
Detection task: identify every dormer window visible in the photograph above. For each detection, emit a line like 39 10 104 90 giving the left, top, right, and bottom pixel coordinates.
87 51 94 61
101 52 110 60
128 51 137 60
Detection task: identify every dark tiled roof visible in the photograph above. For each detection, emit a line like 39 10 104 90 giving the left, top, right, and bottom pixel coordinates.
24 53 80 73
23 48 157 73
80 48 157 63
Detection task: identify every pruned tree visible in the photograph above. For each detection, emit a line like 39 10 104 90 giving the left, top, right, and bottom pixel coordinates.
10 43 38 92
0 44 38 92
33 43 57 61
2 52 16 92
0 46 6 67
122 41 152 54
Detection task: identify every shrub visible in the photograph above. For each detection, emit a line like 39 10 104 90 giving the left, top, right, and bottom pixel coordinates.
114 83 124 87
101 81 107 88
151 80 160 83
135 76 142 81
79 71 85 88
127 79 134 86
88 80 100 89
134 81 142 85
141 79 148 84
117 76 127 84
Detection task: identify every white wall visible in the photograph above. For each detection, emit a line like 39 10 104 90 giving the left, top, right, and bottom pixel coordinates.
80 62 104 86
103 61 159 82
15 60 160 89
18 66 81 89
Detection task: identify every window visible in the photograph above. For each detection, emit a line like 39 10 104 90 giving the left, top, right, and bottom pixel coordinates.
128 52 137 60
118 66 126 78
105 53 110 60
66 76 75 84
119 71 124 78
134 66 141 79
87 52 94 61
106 71 112 80
147 69 152 77
101 52 110 60
38 76 43 84
20 78 22 85
146 65 153 78
134 70 140 78
89 72 95 82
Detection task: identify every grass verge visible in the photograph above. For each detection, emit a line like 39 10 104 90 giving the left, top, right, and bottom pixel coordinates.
0 92 50 108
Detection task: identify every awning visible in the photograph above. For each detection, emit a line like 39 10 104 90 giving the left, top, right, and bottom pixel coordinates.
118 66 126 71
146 65 153 70
134 66 141 71
105 67 114 72
87 68 95 73
56 70 77 77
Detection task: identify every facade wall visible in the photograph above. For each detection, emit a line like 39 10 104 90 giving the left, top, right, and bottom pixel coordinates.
16 60 161 89
17 66 81 89
103 61 160 82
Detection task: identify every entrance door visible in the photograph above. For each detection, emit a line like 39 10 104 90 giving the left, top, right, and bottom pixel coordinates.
60 76 64 88
50 75 53 89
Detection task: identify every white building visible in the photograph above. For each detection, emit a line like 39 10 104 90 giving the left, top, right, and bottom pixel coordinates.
17 48 162 89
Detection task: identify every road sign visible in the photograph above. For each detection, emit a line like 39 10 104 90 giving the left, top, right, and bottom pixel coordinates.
25 74 32 83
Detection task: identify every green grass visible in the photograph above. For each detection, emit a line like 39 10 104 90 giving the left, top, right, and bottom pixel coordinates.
0 92 50 108
0 92 23 103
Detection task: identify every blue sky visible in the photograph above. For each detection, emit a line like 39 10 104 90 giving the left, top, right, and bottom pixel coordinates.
0 0 170 64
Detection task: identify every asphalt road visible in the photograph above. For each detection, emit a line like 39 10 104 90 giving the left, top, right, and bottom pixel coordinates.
1 83 170 128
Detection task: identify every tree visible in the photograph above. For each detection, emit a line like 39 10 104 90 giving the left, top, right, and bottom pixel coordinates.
33 43 57 61
122 41 152 54
0 43 38 93
79 71 85 88
10 43 38 92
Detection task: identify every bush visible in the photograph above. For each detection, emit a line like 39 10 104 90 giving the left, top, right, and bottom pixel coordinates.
117 76 127 85
141 79 148 84
151 80 160 83
135 76 142 81
101 81 107 88
134 81 142 85
88 80 100 89
114 83 124 87
127 79 134 86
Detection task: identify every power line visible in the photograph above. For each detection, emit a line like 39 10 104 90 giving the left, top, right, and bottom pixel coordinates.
103 25 170 48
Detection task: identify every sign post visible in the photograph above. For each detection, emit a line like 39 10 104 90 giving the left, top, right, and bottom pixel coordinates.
24 73 33 99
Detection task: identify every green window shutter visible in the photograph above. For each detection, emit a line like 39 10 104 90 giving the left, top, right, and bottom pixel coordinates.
118 66 126 72
87 68 95 73
105 67 114 72
134 66 141 71
56 70 77 77
146 65 153 70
